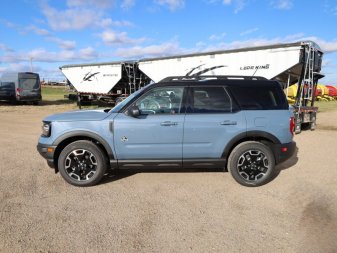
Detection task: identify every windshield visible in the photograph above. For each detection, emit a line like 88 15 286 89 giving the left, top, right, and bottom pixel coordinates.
110 86 148 113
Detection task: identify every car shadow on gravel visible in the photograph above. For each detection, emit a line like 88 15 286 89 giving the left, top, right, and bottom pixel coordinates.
100 168 224 185
100 148 299 185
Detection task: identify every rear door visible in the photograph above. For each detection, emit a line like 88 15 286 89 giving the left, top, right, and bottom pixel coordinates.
113 85 186 167
18 73 41 100
183 86 246 167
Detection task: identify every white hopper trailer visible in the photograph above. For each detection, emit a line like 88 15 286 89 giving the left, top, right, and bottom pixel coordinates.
60 40 324 133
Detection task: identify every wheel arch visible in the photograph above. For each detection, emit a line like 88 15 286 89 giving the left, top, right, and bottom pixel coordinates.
52 131 114 172
222 131 281 161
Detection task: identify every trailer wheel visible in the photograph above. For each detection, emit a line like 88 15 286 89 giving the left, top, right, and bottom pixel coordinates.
58 140 107 187
294 123 301 134
310 122 316 131
228 141 276 187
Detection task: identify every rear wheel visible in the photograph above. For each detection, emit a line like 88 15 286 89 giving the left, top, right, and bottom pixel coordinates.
228 141 276 187
58 140 107 186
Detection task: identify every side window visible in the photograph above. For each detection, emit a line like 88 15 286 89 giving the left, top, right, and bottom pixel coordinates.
0 82 15 88
229 86 288 110
190 86 232 113
135 86 184 115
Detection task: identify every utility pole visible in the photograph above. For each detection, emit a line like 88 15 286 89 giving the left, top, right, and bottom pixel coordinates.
30 57 33 72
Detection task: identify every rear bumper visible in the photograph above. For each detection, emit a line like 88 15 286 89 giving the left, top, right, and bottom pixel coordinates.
272 141 296 164
37 143 57 168
17 95 42 102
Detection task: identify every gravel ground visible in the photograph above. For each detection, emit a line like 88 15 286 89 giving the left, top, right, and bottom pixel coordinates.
0 103 336 253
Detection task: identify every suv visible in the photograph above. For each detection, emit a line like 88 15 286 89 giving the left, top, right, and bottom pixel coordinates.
37 76 296 187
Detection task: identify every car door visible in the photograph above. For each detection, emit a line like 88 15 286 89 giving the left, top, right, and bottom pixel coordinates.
183 85 246 167
113 86 186 167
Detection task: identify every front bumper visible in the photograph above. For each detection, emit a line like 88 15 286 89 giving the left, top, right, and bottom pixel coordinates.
37 143 57 168
272 141 296 164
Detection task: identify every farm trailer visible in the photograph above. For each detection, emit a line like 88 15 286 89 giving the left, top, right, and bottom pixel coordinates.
60 40 324 133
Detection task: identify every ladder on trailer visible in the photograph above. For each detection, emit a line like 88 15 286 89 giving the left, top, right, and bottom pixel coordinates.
293 43 321 134
297 44 317 107
123 62 148 96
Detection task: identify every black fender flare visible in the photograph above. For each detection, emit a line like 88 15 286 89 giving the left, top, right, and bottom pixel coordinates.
53 130 114 160
222 130 281 158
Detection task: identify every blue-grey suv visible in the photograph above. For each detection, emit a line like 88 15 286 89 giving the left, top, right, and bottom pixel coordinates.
37 76 296 187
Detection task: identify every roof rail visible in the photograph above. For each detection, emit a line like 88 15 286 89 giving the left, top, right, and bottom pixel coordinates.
160 75 267 82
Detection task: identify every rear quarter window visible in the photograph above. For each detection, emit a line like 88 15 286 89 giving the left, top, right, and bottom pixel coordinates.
229 85 288 110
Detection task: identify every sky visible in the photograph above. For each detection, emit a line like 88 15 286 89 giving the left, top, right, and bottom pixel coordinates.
0 0 337 84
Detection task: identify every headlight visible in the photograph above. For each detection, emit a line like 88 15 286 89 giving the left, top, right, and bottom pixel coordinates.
41 122 51 137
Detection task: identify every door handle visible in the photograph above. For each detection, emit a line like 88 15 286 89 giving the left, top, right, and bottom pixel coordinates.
161 121 178 126
220 120 237 125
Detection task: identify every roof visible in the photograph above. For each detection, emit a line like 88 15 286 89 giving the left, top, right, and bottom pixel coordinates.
139 41 322 63
59 40 322 69
155 76 280 88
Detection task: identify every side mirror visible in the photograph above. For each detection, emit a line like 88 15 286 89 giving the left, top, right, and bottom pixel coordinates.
127 105 140 118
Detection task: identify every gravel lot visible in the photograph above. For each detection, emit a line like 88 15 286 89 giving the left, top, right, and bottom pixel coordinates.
0 103 337 253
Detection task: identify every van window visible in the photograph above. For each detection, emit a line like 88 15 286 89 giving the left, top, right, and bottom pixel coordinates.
0 82 15 88
19 78 39 90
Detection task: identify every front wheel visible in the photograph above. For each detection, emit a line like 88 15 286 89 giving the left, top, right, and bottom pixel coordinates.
227 141 276 187
58 140 107 187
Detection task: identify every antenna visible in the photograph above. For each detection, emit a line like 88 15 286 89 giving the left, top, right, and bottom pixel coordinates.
251 67 258 77
192 65 226 76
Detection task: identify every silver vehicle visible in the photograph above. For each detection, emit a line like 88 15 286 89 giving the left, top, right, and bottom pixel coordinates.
0 72 41 104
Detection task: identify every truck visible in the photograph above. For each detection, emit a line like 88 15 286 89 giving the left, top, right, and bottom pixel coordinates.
0 72 41 104
60 40 324 133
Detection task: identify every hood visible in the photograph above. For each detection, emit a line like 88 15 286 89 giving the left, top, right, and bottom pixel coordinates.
44 108 112 122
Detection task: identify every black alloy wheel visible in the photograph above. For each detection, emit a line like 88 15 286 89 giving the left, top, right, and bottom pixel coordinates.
58 140 107 186
228 141 276 187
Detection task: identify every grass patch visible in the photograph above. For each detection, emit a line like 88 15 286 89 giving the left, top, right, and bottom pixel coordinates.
42 86 75 101
315 100 337 112
41 86 101 109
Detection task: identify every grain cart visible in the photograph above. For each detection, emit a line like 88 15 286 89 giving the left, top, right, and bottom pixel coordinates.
60 62 151 106
60 41 324 133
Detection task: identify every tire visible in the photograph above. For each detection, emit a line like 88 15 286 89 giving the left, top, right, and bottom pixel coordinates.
227 141 276 187
58 140 107 187
301 123 310 130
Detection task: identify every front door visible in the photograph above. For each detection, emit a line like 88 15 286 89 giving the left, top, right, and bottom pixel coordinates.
114 86 186 167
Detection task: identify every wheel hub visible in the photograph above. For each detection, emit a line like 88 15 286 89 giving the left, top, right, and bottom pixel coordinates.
65 149 97 181
237 150 269 182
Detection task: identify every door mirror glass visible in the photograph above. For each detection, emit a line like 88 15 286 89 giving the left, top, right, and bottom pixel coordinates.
127 105 140 117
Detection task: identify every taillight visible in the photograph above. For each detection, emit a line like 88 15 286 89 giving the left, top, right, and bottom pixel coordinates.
290 117 295 135
16 88 21 97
